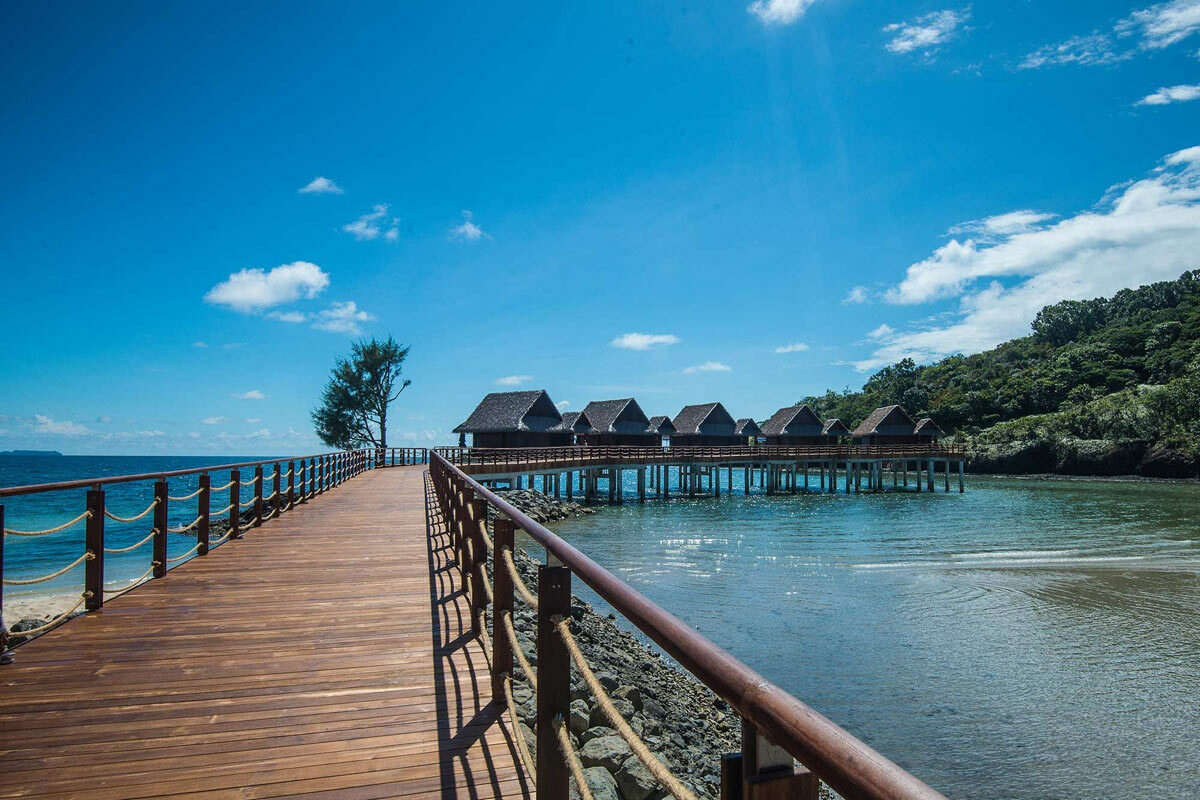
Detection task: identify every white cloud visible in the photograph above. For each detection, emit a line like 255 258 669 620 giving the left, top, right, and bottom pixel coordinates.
867 324 895 340
246 418 261 423
843 286 870 304
299 176 343 195
1119 0 1200 49
192 341 208 348
204 262 329 313
201 416 229 425
34 415 93 436
449 210 490 241
311 301 373 334
1137 83 1200 105
748 0 818 26
682 361 732 374
774 342 810 353
233 390 267 400
883 9 969 56
556 401 571 409
343 204 399 241
495 374 533 386
267 310 308 323
850 146 1200 371
1020 33 1126 68
948 209 1057 239
611 333 681 350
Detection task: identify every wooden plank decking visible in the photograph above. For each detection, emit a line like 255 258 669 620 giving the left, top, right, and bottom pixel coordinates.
0 466 532 800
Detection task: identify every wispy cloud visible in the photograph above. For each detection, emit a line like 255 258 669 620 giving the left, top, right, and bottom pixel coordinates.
449 210 490 241
495 374 533 386
311 301 373 334
299 176 343 195
34 415 93 436
556 400 571 409
883 9 969 57
1020 33 1128 68
748 0 818 26
204 262 329 313
232 390 267 400
843 286 870 304
1137 83 1200 105
267 310 308 323
682 361 732 374
1023 0 1200 68
192 341 208 348
611 333 681 350
343 204 399 241
245 418 261 423
947 209 1057 240
867 324 895 340
851 146 1200 371
1119 0 1200 49
774 342 810 353
202 416 229 425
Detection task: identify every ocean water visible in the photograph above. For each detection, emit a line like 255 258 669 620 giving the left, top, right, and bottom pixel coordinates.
539 474 1200 800
0 455 286 603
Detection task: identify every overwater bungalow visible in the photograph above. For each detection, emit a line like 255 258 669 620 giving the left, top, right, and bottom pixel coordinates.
646 415 677 445
851 405 921 444
579 398 659 446
822 418 851 443
914 417 945 444
734 418 763 444
452 389 572 448
670 402 740 446
761 404 824 446
551 410 596 444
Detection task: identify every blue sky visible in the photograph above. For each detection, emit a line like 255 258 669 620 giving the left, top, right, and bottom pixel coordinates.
2 0 1199 454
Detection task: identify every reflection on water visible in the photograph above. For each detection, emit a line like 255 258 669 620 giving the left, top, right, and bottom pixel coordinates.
544 476 1200 800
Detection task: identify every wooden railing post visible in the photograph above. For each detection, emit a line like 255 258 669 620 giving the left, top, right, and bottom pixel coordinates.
300 459 308 503
469 497 488 634
288 461 295 511
152 480 168 578
85 490 105 609
459 485 475 584
536 564 571 800
318 457 325 495
272 463 281 518
253 466 264 527
230 469 242 539
0 504 8 664
740 718 818 800
492 518 515 703
198 474 210 556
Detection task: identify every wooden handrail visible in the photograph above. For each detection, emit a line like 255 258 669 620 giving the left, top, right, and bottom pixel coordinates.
430 451 948 800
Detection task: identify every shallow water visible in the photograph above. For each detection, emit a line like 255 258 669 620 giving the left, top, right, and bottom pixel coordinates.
543 474 1200 800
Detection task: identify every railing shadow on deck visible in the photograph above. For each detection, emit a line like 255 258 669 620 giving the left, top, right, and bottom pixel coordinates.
424 472 534 800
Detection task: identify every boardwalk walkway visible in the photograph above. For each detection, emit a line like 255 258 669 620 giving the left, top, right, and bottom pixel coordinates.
0 466 532 800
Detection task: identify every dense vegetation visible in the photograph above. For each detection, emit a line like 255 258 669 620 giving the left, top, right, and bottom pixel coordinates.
801 270 1200 472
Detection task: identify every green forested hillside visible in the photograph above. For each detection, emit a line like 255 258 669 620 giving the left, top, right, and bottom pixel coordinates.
801 270 1200 475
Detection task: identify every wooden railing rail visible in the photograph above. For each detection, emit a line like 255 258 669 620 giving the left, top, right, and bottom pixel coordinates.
429 451 948 800
0 446 428 661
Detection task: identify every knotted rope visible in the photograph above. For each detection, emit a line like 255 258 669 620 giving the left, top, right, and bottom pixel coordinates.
105 499 158 523
165 543 201 563
555 715 595 800
210 504 234 517
167 487 203 501
502 674 538 781
103 531 156 553
102 563 157 595
4 510 92 537
168 515 203 534
501 549 538 611
3 552 93 585
502 610 537 692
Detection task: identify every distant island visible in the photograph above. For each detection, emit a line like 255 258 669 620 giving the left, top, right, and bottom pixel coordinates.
0 450 64 457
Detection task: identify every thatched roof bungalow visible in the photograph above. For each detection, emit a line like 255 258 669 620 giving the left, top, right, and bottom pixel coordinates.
914 417 945 443
646 415 677 444
579 398 659 446
821 418 851 442
761 404 824 446
550 411 596 444
851 405 920 444
734 418 764 443
453 390 572 448
670 402 740 446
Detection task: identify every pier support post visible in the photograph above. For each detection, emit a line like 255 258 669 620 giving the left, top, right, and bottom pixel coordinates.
959 460 965 493
537 565 572 800
714 466 720 497
927 459 935 492
944 461 950 493
739 719 819 800
845 461 851 494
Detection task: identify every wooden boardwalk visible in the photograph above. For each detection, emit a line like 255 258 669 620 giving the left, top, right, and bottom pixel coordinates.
0 466 533 800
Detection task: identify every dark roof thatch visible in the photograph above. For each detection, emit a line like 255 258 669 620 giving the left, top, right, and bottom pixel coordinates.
851 405 917 438
822 418 851 436
551 411 596 434
647 416 677 435
581 398 651 435
761 404 824 437
672 402 737 435
914 417 945 436
734 418 763 436
453 390 564 433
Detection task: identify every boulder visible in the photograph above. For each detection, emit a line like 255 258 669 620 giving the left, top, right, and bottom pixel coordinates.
616 755 657 800
613 685 642 712
590 698 636 729
570 699 591 735
580 725 616 745
570 766 620 800
580 735 633 772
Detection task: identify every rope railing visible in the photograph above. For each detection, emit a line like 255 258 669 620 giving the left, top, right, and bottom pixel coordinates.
165 543 202 563
477 563 493 604
478 518 494 552
4 510 92 537
104 499 158 523
208 530 233 547
210 479 236 492
167 515 203 534
209 503 234 517
502 673 538 780
103 531 156 554
501 548 538 611
8 593 89 638
102 563 157 595
501 610 537 692
555 716 595 800
557 617 699 800
167 487 204 501
2 551 93 586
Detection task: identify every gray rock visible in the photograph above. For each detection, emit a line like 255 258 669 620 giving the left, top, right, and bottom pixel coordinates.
580 734 633 771
590 698 636 729
613 685 642 711
570 766 620 800
570 698 591 735
616 755 657 800
596 671 620 691
580 725 616 745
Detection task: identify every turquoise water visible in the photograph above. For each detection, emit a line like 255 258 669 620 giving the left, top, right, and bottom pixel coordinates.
0 455 284 603
544 474 1200 800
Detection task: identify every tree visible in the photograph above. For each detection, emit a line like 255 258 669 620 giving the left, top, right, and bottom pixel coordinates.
312 337 411 449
